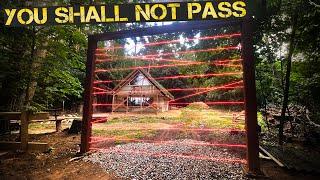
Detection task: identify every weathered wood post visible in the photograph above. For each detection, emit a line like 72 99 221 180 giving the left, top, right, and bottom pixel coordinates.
20 111 30 151
241 17 261 175
111 94 115 113
55 119 62 132
126 96 129 113
54 110 62 132
81 36 97 153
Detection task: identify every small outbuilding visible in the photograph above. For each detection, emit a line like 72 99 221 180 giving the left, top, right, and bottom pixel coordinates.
111 69 174 113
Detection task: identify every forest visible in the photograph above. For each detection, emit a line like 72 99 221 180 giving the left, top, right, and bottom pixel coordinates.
0 0 320 179
1 0 319 145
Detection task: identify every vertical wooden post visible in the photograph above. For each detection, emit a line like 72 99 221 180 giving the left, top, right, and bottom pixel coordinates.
140 88 143 113
81 36 97 153
241 18 261 174
140 97 143 113
111 94 115 113
54 110 62 132
126 96 129 113
56 120 62 132
20 111 29 151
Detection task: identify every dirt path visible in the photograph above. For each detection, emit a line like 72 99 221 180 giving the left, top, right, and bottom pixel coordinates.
1 119 319 179
0 132 117 180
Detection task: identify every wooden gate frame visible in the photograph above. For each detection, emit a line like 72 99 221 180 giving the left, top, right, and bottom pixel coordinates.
80 18 260 175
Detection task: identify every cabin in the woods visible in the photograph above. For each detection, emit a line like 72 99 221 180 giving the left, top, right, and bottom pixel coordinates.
111 69 174 113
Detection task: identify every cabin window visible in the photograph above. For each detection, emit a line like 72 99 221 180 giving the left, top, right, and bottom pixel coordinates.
128 97 153 106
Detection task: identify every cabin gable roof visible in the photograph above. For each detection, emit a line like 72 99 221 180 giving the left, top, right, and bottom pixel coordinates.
113 69 174 100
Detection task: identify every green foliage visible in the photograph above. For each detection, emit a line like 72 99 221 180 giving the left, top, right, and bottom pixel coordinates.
0 25 87 111
34 26 87 106
257 112 267 132
255 0 320 122
254 0 320 146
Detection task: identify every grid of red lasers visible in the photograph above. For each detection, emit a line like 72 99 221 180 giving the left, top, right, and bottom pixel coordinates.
89 28 247 165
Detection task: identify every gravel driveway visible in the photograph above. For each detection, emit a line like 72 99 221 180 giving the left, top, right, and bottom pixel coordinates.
84 139 247 179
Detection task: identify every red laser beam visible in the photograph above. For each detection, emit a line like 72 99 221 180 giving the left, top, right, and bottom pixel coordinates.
169 101 245 105
89 148 246 164
155 72 243 81
95 33 241 51
89 136 246 148
92 101 244 107
95 61 242 73
93 92 113 95
95 63 199 73
92 86 244 95
93 87 108 92
96 55 195 64
170 81 242 102
89 125 245 133
144 46 240 58
170 80 243 102
96 55 243 66
214 59 243 64
93 72 243 84
95 46 240 59
91 118 108 123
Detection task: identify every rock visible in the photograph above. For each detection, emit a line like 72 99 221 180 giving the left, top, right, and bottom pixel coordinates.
68 120 82 134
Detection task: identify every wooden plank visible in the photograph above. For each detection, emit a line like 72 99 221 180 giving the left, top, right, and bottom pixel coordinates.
259 146 284 167
62 117 82 120
30 118 65 123
0 112 21 120
29 112 50 120
0 112 49 120
0 142 49 152
0 151 8 157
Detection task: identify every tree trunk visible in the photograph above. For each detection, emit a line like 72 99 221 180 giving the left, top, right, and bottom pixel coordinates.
22 29 47 109
279 10 298 145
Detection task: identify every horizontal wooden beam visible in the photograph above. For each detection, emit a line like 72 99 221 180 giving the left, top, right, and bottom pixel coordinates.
90 20 242 41
0 112 49 120
0 141 49 152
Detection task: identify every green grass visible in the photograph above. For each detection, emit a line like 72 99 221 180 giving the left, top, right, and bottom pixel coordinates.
92 108 245 141
180 108 245 129
29 123 55 130
92 129 158 139
106 116 181 125
106 108 244 129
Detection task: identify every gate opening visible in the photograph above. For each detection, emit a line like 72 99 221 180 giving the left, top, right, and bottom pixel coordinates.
81 20 260 175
